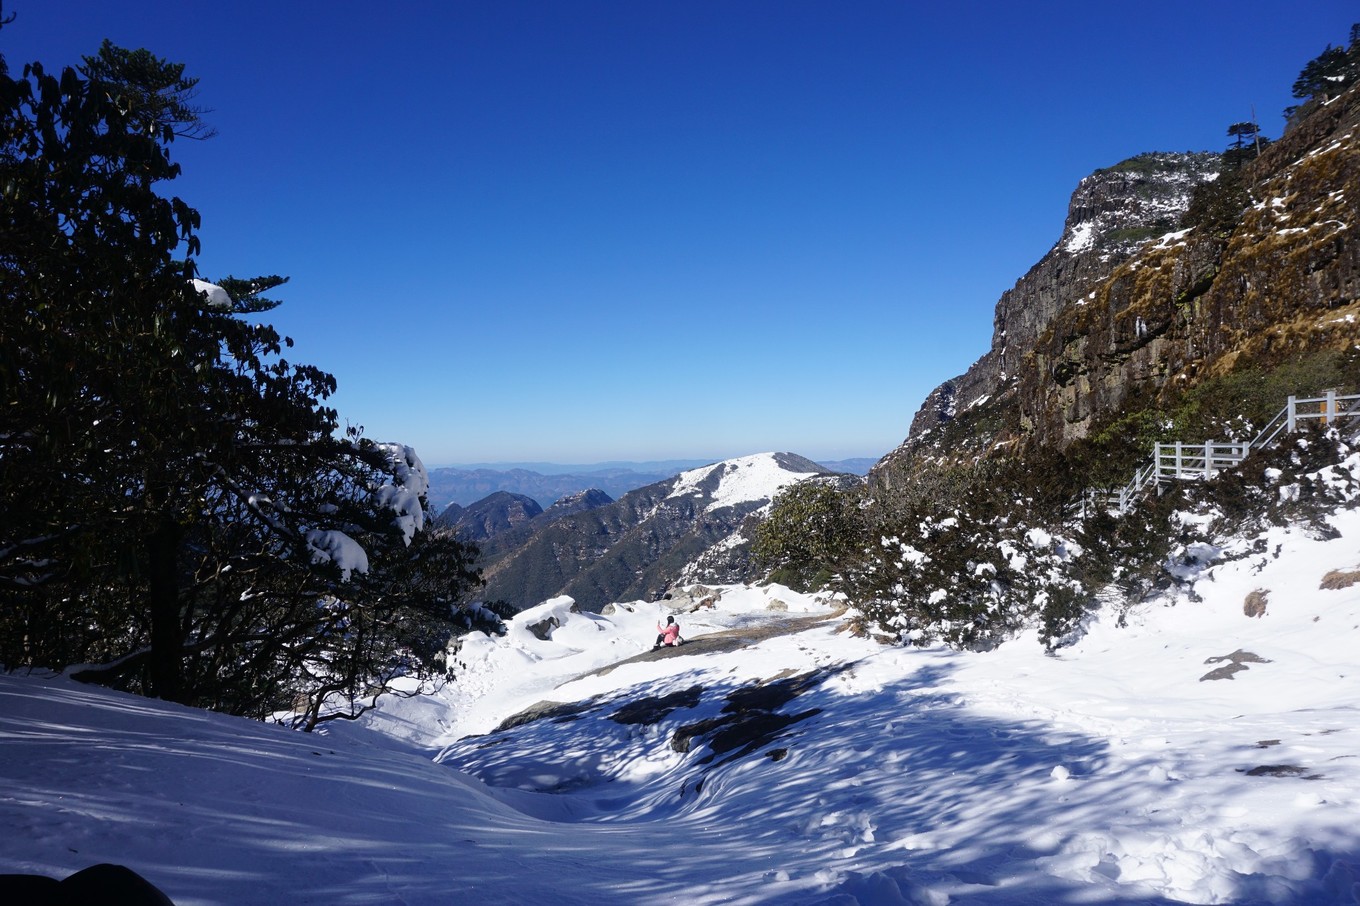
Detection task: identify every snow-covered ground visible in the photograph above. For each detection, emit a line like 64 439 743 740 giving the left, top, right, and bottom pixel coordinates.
3 512 1360 903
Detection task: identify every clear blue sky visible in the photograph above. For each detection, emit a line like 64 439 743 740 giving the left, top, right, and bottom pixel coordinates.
5 2 1357 466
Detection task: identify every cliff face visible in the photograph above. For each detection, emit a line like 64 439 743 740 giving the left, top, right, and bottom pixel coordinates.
883 154 1220 482
877 82 1360 485
1022 85 1360 445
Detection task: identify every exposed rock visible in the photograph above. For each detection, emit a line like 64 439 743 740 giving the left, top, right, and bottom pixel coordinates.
524 600 579 641
875 82 1360 487
583 612 838 677
494 697 601 733
876 153 1220 482
1199 649 1272 681
1020 82 1360 448
610 685 704 725
1239 764 1323 779
670 670 829 763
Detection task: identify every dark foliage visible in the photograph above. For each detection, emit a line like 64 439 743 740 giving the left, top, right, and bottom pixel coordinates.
752 479 865 592
0 39 480 728
1284 24 1360 120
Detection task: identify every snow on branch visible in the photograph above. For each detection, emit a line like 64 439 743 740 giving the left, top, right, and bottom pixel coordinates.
304 529 369 581
189 278 233 311
373 443 428 546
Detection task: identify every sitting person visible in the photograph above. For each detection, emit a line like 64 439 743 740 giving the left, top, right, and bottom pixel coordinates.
653 615 681 649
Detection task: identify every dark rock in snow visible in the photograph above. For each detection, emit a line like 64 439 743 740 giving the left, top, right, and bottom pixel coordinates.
1199 649 1272 681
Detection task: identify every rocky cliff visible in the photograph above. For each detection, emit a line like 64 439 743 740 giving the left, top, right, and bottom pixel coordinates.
1021 86 1360 446
877 81 1360 484
880 153 1219 483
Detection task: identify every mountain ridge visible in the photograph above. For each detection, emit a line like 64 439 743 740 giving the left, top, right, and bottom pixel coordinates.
474 452 839 612
426 457 875 511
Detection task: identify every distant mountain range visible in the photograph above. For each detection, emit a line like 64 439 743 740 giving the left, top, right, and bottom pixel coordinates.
426 457 876 511
469 452 855 612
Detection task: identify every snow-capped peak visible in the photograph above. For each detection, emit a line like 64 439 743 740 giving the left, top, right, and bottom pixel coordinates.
666 452 822 513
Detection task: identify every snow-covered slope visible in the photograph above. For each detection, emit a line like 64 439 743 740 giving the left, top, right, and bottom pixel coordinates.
3 500 1360 903
477 451 833 611
667 451 824 514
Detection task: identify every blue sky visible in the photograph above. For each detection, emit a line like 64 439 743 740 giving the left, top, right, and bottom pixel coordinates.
5 2 1357 466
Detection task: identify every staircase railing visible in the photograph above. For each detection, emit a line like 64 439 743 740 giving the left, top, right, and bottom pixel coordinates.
1079 391 1360 518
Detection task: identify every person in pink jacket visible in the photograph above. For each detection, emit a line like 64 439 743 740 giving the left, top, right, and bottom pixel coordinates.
654 615 681 649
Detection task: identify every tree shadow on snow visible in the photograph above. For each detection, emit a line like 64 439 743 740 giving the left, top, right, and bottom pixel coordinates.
439 657 1360 905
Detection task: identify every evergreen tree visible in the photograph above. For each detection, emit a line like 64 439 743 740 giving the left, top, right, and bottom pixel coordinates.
752 479 863 591
78 39 217 140
1222 120 1268 171
1291 36 1358 104
0 37 481 725
1226 121 1257 149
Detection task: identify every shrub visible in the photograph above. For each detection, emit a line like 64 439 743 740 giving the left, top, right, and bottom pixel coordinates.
752 479 864 592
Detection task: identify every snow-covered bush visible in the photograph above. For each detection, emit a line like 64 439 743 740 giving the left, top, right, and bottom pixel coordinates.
846 493 1090 651
1160 427 1359 556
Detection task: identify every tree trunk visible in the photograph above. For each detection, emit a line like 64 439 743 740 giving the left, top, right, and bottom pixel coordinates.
147 516 185 703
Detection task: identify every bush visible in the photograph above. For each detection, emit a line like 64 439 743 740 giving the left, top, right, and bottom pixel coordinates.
752 479 864 592
844 459 1093 650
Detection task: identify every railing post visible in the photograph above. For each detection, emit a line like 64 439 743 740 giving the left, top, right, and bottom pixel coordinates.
1287 395 1297 434
1205 442 1213 477
1176 442 1184 478
1327 388 1337 425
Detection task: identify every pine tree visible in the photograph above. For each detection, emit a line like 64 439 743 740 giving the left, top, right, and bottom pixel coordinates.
0 37 481 724
1291 40 1356 104
1226 121 1258 149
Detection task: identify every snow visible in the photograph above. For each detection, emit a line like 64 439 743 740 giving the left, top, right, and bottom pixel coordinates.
4 511 1360 901
1063 220 1096 253
1155 228 1192 249
302 528 368 579
189 278 232 310
667 452 821 513
373 443 428 545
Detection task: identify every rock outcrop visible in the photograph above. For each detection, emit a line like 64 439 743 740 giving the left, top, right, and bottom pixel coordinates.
876 80 1360 483
1020 86 1360 446
879 153 1219 483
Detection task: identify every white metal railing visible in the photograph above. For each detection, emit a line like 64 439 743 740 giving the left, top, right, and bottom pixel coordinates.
1079 391 1360 517
1154 441 1251 479
1257 390 1360 446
